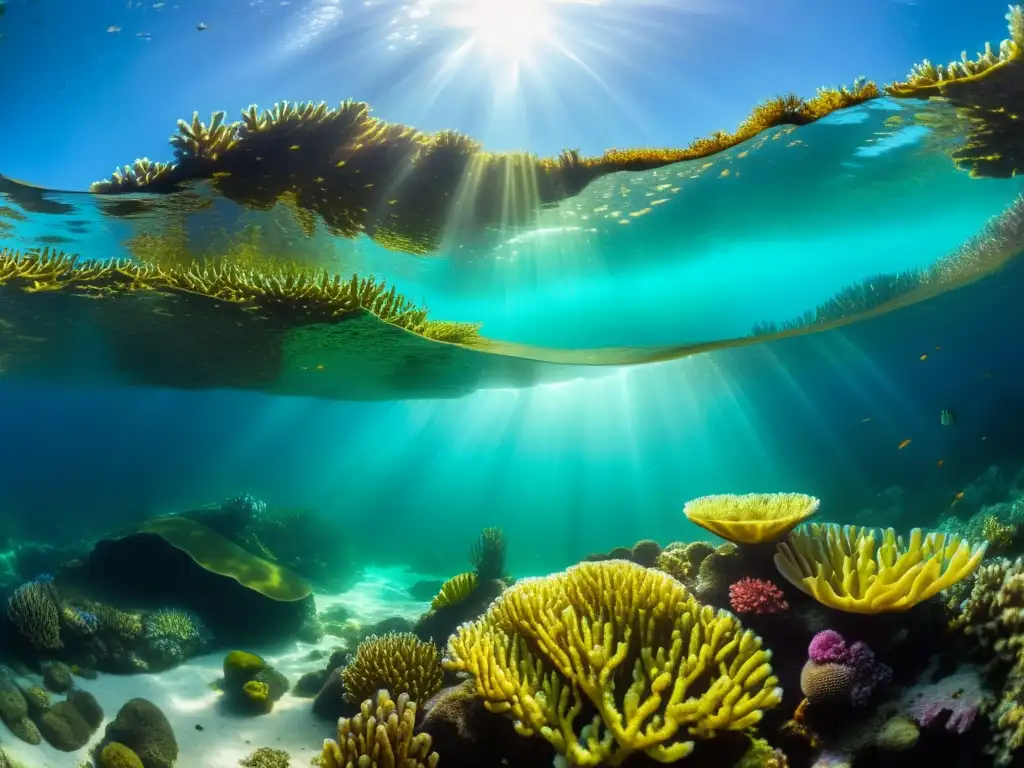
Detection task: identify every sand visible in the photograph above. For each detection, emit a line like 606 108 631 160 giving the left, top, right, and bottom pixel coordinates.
0 566 436 768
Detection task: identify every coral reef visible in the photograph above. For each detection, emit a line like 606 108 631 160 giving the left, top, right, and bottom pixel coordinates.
887 5 1024 178
949 556 1024 763
775 524 987 613
89 83 878 255
444 559 782 766
340 632 444 704
85 518 317 646
319 689 439 768
0 247 479 344
751 193 1024 338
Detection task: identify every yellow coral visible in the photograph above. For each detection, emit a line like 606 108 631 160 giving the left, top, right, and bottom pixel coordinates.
982 516 1016 550
320 690 438 768
431 572 478 610
444 560 782 766
774 523 987 614
98 742 144 768
340 632 443 704
0 247 480 345
683 493 820 544
888 5 1023 94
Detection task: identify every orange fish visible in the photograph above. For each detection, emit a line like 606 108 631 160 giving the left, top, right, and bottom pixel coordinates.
937 459 944 467
951 491 965 506
897 439 912 450
919 354 928 361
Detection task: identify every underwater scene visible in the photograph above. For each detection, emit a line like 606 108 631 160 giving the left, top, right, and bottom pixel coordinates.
2 0 1024 766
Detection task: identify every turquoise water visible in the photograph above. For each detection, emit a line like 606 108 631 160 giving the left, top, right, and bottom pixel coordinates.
1 3 1024 768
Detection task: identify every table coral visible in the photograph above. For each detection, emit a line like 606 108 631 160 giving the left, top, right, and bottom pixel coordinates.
684 492 820 544
444 559 783 766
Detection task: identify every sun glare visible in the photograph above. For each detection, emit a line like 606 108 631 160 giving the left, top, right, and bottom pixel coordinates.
450 0 555 62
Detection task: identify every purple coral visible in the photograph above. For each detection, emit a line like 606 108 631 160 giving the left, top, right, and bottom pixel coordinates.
808 629 848 663
898 665 982 735
803 630 892 707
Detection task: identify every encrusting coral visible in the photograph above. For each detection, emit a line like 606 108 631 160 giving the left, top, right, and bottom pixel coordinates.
340 632 444 705
684 493 821 544
443 559 783 766
950 557 1024 764
0 247 481 345
774 523 987 613
319 689 439 768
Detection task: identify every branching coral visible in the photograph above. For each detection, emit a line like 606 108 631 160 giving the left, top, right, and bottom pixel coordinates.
340 632 444 704
0 247 481 344
443 559 783 766
684 492 820 544
775 523 987 613
144 608 208 644
320 690 438 768
6 579 62 649
729 578 789 614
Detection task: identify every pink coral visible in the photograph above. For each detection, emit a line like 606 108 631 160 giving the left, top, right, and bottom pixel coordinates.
808 629 847 663
728 577 789 614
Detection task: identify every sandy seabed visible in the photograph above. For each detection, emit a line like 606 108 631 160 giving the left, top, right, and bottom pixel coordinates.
0 566 436 768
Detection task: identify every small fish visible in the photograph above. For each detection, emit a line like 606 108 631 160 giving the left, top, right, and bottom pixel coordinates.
107 25 121 33
897 439 912 450
861 417 872 423
940 409 955 426
937 459 944 467
935 345 942 350
951 491 965 506
315 363 325 370
196 21 207 30
919 354 928 361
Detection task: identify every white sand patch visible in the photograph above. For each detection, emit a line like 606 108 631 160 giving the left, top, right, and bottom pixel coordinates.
0 566 438 767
